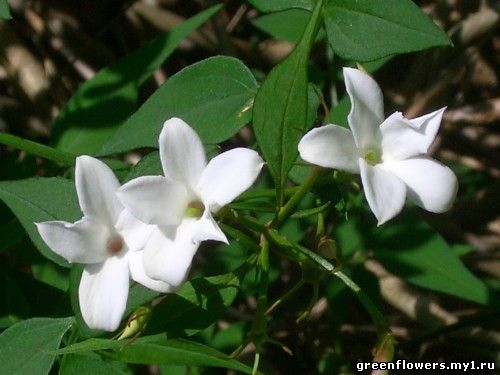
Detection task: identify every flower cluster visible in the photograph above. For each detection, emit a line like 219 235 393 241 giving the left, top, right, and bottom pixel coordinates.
36 118 264 331
36 68 457 332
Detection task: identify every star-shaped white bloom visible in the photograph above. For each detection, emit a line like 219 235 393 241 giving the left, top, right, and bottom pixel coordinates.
118 118 264 287
36 156 171 332
299 67 458 225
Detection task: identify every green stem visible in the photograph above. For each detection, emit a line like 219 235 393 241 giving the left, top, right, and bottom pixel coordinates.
316 198 325 238
266 278 306 315
276 166 323 225
250 238 270 359
0 132 76 165
251 352 260 375
296 280 319 323
334 270 395 367
58 322 79 374
334 270 391 335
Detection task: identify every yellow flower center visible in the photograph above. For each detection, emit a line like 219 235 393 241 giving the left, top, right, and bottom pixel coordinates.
184 201 204 218
363 148 381 166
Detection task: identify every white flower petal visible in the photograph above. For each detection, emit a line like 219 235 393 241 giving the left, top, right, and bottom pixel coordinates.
143 223 200 288
197 148 264 211
128 251 173 293
193 209 228 244
343 68 384 149
359 159 406 225
79 256 129 331
384 156 458 213
159 118 207 195
118 176 188 226
115 209 155 252
298 124 359 173
75 156 122 226
35 218 109 264
408 107 446 150
380 112 430 161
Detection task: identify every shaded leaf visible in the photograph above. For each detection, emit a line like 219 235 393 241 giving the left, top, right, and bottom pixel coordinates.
0 178 81 267
370 212 491 305
0 317 73 375
54 5 223 155
144 269 246 336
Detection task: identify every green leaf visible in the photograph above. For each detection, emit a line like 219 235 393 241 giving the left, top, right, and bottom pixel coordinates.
144 268 247 336
60 353 131 375
370 212 491 305
0 0 11 19
111 337 256 374
253 0 324 205
53 5 223 155
2 265 71 319
328 95 350 127
323 0 451 61
0 317 73 375
247 0 313 12
101 56 258 155
56 337 128 355
0 178 81 267
59 336 257 374
252 9 311 43
124 151 162 182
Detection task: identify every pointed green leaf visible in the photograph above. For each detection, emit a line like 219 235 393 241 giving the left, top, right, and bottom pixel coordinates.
58 337 258 374
101 56 257 154
0 178 81 267
370 213 491 304
111 338 256 374
0 317 73 375
323 0 451 61
253 0 324 205
53 5 223 155
247 0 313 12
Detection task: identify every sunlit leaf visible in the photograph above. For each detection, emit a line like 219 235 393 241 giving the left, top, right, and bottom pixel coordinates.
253 0 324 205
101 56 257 154
323 0 451 61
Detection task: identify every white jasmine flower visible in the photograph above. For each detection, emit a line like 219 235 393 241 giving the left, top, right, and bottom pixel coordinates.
118 118 264 286
36 156 171 332
298 67 458 225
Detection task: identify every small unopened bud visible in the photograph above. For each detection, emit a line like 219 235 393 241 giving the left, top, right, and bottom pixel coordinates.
371 332 396 375
117 306 152 340
317 237 341 264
